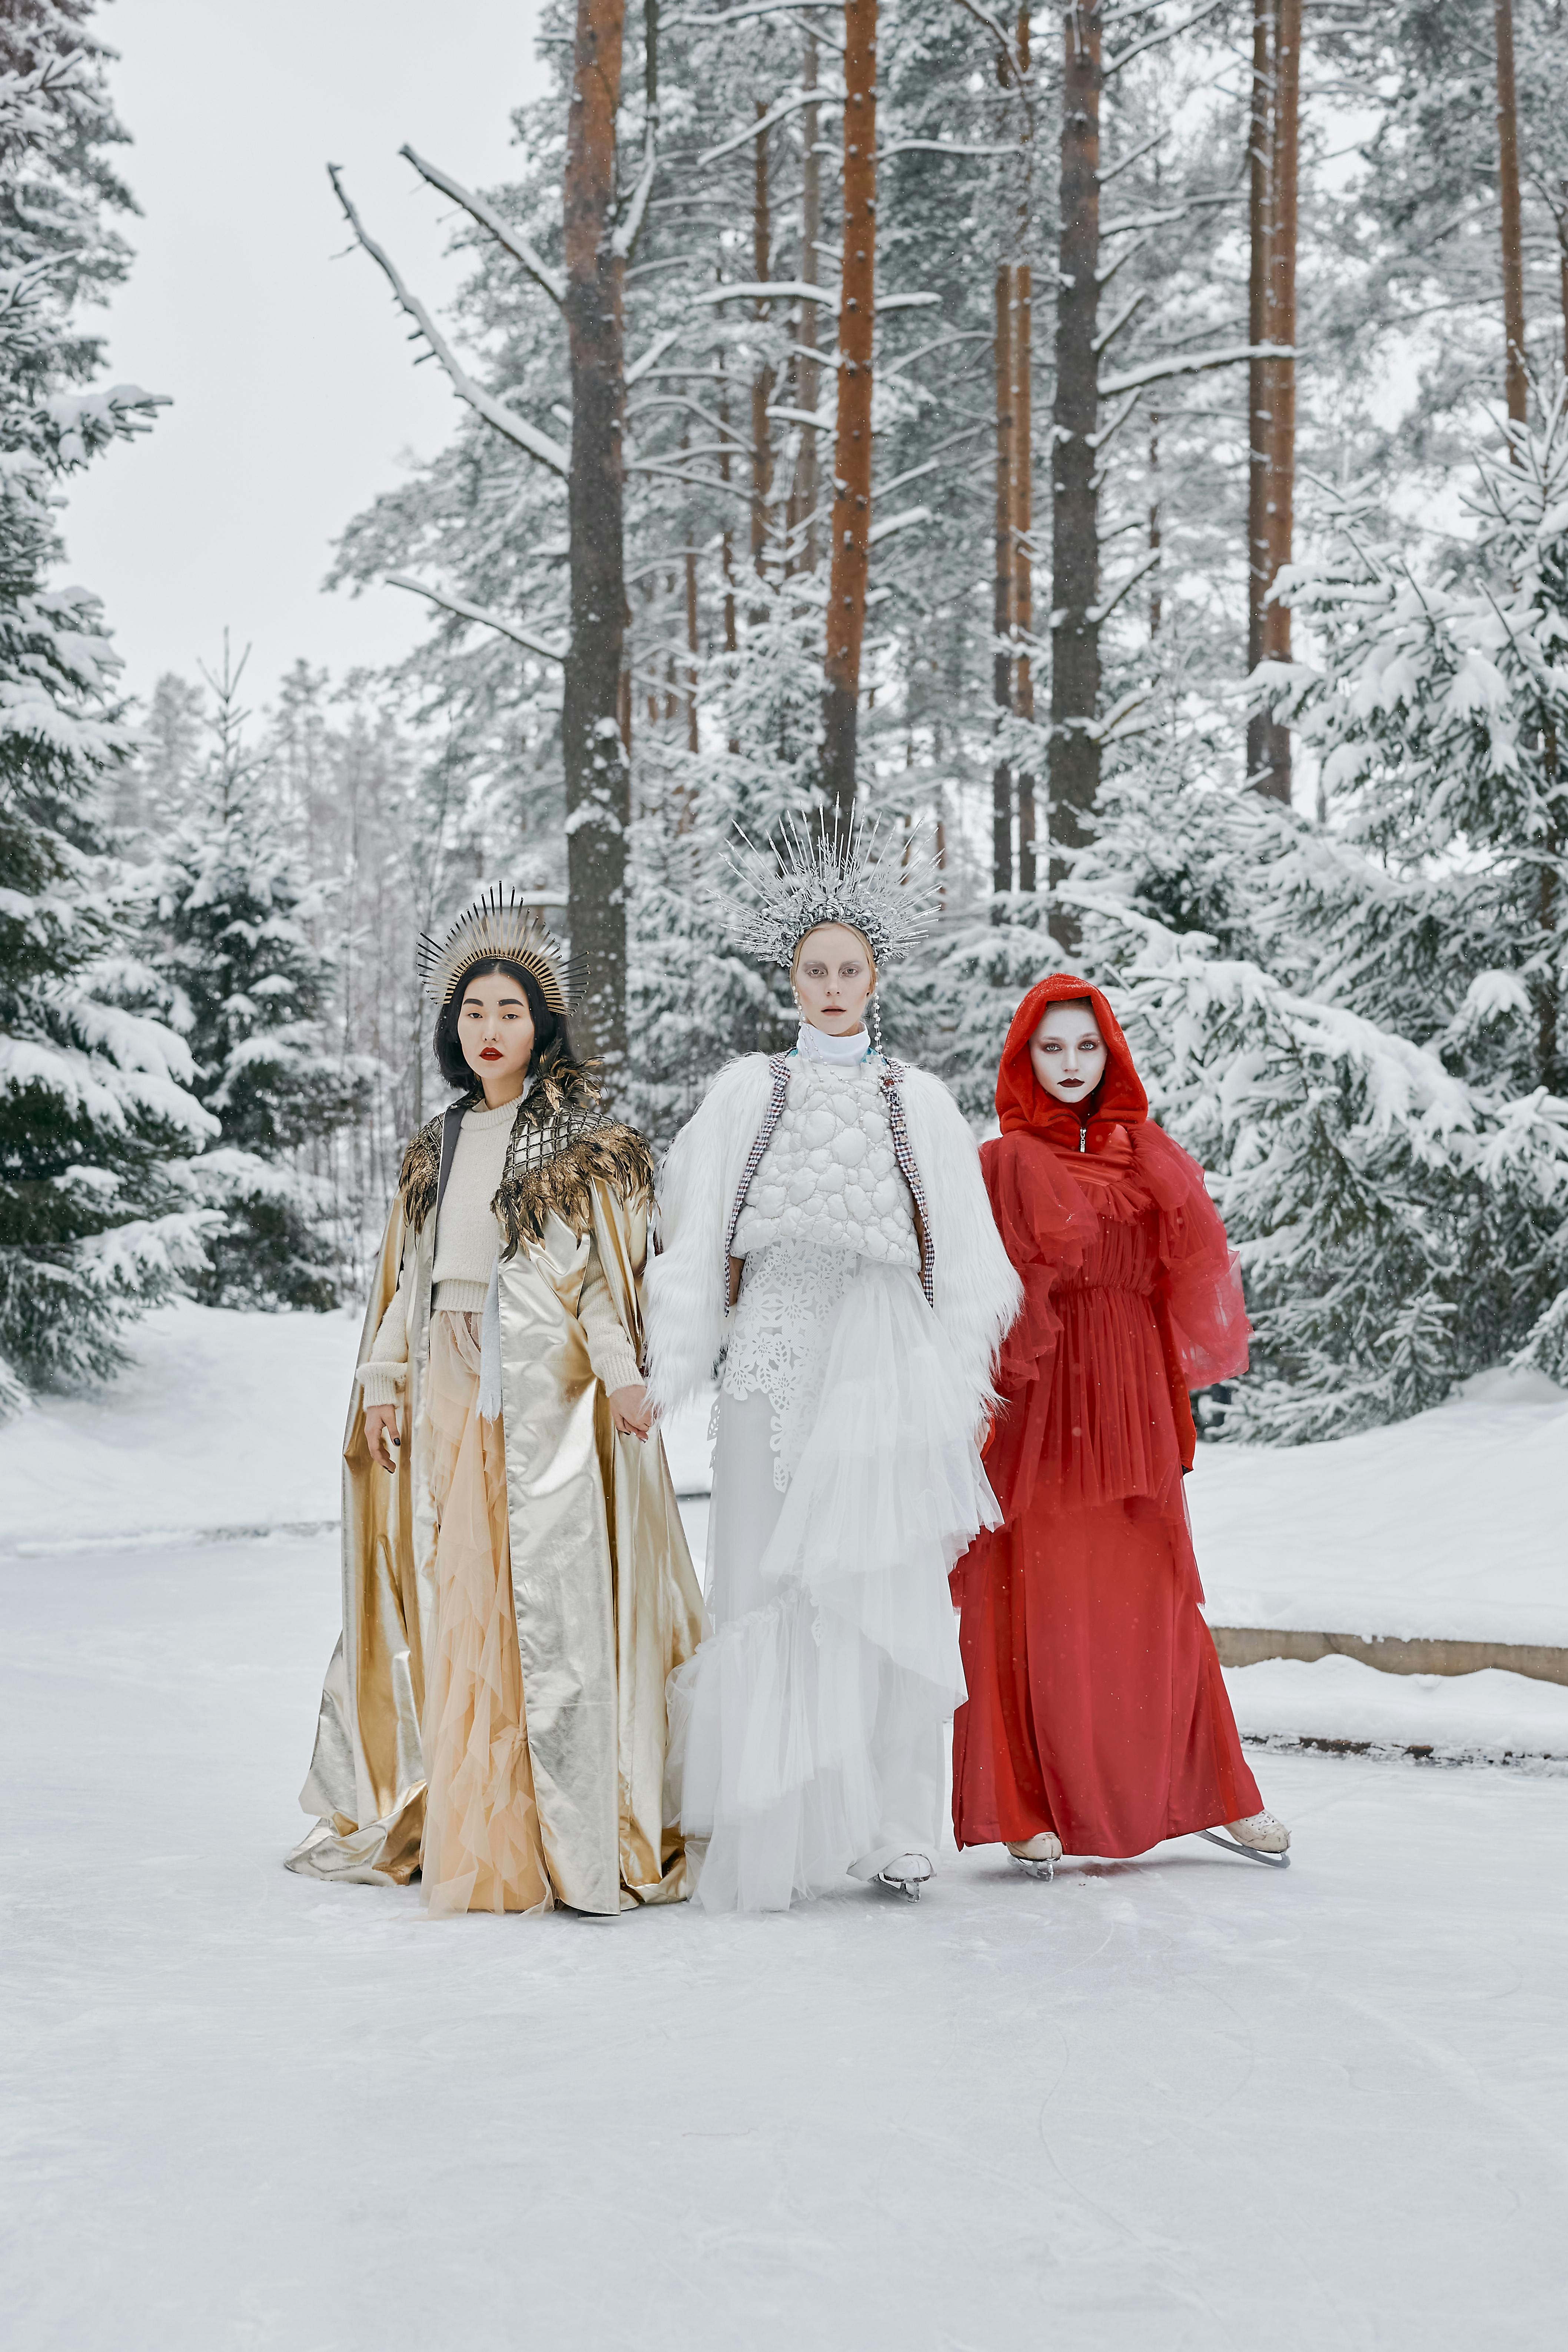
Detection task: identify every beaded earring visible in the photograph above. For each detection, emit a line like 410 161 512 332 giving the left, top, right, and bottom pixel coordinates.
870 994 883 1053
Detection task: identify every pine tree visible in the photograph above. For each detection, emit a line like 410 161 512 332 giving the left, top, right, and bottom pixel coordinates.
0 7 216 1409
147 644 371 1310
1060 392 1568 1439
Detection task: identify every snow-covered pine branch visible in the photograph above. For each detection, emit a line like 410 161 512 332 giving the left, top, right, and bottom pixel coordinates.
326 164 569 477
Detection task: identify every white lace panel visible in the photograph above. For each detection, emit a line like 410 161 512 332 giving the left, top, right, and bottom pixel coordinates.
719 1241 861 1489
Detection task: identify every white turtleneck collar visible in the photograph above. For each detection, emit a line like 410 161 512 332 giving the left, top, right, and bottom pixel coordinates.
795 1021 873 1065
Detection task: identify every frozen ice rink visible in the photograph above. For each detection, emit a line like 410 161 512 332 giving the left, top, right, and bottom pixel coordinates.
5 1525 1565 2352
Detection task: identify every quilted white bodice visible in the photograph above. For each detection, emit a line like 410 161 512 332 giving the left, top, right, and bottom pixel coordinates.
730 1056 918 1268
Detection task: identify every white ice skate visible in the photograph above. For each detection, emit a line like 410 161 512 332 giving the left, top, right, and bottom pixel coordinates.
1199 1810 1291 1868
1006 1832 1063 1883
875 1852 934 1901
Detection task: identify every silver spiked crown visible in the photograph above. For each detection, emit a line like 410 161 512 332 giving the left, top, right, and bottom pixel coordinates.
416 886 575 1014
719 811 940 970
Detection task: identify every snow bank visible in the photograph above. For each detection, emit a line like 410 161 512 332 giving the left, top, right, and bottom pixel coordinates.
0 1300 358 1549
1190 1372 1568 1647
1224 1655 1568 1765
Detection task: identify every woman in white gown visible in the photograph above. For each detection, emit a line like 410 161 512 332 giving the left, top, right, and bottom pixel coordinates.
645 820 1021 1911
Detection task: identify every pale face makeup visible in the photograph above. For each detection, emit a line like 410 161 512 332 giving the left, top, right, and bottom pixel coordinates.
1029 999 1108 1106
457 970 536 1107
793 923 876 1035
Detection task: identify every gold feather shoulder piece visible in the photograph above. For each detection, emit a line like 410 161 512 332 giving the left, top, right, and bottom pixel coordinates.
495 1114 654 1256
396 1112 447 1233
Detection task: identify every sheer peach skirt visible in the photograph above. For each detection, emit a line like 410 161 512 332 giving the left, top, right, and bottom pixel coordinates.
419 1310 552 1916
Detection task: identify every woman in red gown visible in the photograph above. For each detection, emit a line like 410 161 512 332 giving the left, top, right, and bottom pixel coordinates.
951 975 1289 1868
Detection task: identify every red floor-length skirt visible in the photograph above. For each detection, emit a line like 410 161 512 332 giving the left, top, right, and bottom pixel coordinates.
951 1494 1260 1858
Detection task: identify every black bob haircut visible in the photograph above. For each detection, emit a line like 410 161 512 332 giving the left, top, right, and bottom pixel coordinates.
432 958 579 1094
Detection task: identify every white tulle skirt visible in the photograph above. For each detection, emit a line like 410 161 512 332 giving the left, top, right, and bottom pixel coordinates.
665 1257 1000 1912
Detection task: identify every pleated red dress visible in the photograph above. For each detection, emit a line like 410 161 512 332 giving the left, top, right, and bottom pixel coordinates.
951 976 1263 1859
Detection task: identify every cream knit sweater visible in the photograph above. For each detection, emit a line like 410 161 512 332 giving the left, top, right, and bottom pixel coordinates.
361 1095 642 1408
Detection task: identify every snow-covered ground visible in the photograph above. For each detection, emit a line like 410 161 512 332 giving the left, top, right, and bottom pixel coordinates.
3 1306 1567 2344
4 1523 1565 2352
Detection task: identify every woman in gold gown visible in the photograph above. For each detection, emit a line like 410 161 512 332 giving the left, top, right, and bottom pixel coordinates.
286 892 705 1916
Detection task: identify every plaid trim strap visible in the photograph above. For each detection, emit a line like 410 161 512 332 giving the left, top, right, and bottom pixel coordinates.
721 1054 793 1314
880 1060 936 1309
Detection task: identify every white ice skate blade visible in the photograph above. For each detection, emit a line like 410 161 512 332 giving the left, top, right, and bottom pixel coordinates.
1198 1829 1291 1868
875 1855 933 1901
1009 1854 1056 1883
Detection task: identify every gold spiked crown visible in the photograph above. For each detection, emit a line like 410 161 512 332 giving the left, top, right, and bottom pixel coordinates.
416 886 575 1015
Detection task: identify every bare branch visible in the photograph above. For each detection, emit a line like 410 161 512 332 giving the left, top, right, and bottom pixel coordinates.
1092 287 1148 356
690 278 834 306
1097 341 1295 398
948 0 1026 81
387 574 565 661
868 505 933 547
399 143 567 308
1085 546 1161 626
1095 129 1169 186
665 0 844 34
878 139 1017 162
698 84 840 168
1103 0 1229 79
626 325 684 387
328 165 570 477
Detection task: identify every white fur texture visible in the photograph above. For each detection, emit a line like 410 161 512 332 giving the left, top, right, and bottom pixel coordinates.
644 1055 776 1416
644 1052 1021 1436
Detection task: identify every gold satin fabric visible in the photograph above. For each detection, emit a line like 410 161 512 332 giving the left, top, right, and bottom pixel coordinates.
286 1179 706 1914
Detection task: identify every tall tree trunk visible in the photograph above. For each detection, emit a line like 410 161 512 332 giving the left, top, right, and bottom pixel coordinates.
683 486 700 765
1494 0 1529 436
796 24 821 570
751 105 775 592
1015 253 1037 893
1256 0 1299 804
993 263 1014 904
822 0 877 824
1245 0 1288 794
1540 722 1560 1092
717 348 739 656
1147 407 1162 637
1012 1 1036 895
1049 0 1102 927
562 0 628 1077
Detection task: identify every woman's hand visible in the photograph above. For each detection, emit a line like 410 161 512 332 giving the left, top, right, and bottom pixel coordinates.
364 1401 402 1474
608 1382 655 1442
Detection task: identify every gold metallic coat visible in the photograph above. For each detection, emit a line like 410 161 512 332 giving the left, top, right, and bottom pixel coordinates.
286 1163 706 1914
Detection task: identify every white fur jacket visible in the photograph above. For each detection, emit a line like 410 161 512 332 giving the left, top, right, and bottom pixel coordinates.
644 1050 1022 1438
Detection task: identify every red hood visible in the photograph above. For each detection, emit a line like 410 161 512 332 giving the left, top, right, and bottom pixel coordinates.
995 973 1147 1150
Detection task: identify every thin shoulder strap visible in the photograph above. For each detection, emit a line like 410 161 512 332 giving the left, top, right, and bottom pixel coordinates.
435 1100 467 1217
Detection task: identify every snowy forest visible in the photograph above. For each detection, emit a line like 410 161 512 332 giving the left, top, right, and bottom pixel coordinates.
5 0 1568 1441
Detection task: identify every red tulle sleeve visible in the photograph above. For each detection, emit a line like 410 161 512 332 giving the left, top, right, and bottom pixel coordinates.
1130 1124 1250 1391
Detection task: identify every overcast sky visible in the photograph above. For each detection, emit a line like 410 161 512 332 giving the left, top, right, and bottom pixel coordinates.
62 0 549 712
